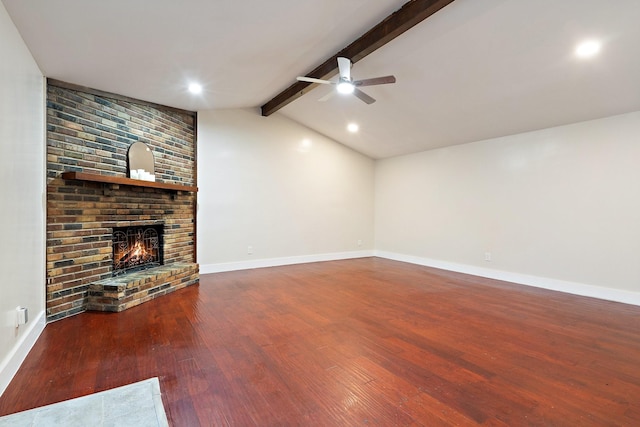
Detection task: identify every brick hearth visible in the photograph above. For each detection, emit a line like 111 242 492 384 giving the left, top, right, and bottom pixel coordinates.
46 80 198 321
87 263 198 312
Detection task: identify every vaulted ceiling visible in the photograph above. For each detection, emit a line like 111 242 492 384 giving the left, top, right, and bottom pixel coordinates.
4 0 640 158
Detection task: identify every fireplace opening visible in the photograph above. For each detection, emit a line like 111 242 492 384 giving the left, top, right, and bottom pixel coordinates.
112 225 164 276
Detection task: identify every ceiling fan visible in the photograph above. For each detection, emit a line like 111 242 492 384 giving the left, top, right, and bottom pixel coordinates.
296 57 396 104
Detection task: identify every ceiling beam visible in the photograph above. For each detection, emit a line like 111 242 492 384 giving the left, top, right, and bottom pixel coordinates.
260 0 456 116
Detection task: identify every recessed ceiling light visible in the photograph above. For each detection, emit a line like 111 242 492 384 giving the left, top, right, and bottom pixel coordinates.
575 40 601 58
347 123 359 133
188 83 203 94
297 138 312 153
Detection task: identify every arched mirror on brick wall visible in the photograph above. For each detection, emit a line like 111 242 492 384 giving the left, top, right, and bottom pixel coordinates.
128 141 155 180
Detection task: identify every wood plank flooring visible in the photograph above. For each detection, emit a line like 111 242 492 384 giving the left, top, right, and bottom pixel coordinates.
1 257 640 426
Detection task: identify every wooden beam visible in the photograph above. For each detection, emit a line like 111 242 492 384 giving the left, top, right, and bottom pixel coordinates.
260 0 455 116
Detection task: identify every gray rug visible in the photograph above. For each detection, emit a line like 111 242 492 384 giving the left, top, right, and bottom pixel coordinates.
0 377 168 427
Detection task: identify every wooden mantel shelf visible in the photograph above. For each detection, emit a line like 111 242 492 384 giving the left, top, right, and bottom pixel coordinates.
61 171 198 193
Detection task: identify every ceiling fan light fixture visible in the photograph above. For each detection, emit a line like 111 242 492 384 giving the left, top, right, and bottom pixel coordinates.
295 57 395 104
337 81 355 94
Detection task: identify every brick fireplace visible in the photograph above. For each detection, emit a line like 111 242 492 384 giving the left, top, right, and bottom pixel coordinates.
46 80 199 321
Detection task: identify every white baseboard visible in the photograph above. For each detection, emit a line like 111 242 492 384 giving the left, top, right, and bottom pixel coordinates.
0 309 46 397
375 251 640 307
200 250 375 274
201 249 640 306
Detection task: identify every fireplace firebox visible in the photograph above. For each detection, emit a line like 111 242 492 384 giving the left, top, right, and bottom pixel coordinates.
112 224 164 276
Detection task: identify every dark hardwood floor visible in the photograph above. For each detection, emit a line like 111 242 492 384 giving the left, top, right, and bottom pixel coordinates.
2 257 640 426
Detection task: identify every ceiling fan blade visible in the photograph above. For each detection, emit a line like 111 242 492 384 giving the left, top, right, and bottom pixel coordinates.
337 57 351 81
353 88 376 104
354 75 396 87
297 76 333 85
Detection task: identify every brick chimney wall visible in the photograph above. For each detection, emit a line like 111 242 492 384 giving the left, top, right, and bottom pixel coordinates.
46 80 198 321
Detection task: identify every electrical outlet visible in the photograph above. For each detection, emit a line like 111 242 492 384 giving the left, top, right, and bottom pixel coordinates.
247 246 253 255
357 239 362 246
15 307 28 327
484 252 492 262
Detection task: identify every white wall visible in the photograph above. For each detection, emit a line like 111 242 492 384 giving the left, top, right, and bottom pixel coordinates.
375 111 640 304
197 109 375 272
0 3 46 394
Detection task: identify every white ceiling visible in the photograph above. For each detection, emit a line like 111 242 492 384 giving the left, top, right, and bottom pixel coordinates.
4 0 640 159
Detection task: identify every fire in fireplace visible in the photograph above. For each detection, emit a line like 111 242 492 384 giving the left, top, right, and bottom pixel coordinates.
112 225 163 276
